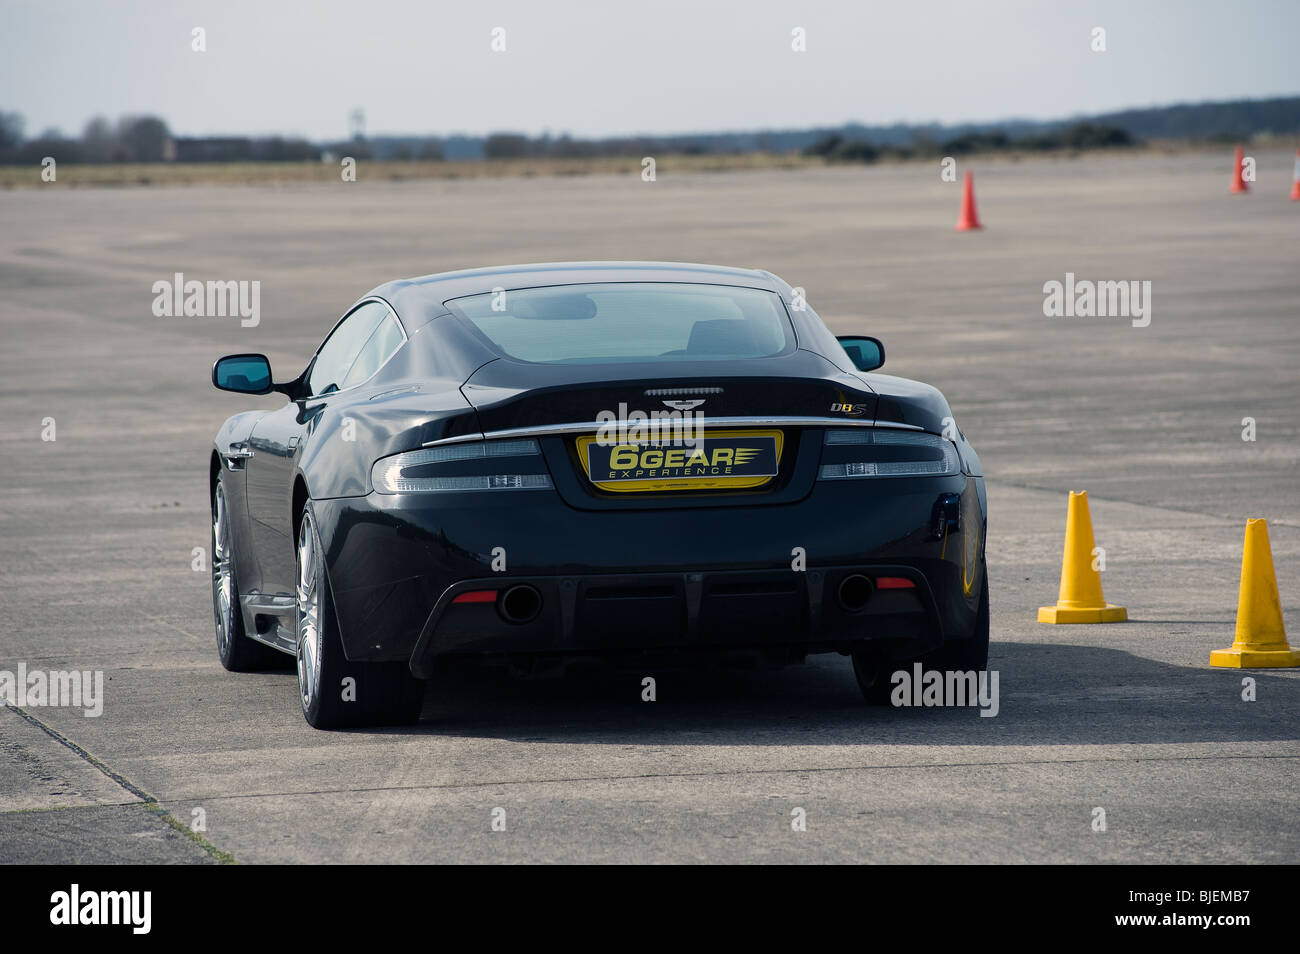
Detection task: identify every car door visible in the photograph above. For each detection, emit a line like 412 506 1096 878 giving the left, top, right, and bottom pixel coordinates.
244 300 393 596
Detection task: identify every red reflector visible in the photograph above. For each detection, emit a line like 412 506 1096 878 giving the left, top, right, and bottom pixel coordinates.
875 576 916 590
453 590 498 604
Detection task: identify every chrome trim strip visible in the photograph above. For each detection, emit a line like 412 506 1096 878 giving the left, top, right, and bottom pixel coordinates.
246 626 297 655
422 431 489 447
243 592 296 611
421 416 924 447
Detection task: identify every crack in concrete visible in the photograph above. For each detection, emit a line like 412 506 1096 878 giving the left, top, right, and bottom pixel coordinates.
3 703 238 863
147 751 1300 803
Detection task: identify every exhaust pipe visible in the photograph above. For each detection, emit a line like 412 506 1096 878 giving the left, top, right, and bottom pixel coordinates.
498 584 542 624
837 574 874 613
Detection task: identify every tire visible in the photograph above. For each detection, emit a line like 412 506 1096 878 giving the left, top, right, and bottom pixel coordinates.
851 647 897 706
851 569 990 705
929 568 990 672
213 475 283 672
295 501 425 729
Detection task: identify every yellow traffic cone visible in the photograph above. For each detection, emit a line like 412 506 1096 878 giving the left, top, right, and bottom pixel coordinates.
1210 519 1300 668
1038 491 1127 623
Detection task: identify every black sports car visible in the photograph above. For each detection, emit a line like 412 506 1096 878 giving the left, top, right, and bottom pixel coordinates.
210 262 987 728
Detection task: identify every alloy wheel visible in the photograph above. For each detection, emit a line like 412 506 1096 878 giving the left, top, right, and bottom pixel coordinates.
296 513 321 710
212 484 234 656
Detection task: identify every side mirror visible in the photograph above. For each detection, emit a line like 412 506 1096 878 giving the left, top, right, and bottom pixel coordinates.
835 335 885 372
212 353 273 394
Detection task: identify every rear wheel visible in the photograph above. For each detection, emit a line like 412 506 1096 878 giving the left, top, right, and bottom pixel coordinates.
852 569 990 705
295 502 425 729
930 569 990 672
851 648 897 706
213 477 283 672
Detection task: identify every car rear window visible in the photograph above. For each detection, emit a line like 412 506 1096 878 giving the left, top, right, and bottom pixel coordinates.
445 282 794 364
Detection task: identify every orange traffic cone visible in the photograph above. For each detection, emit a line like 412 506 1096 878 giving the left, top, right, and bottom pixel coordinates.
955 169 983 231
1038 491 1127 623
1289 150 1300 201
1210 519 1300 668
1230 144 1249 194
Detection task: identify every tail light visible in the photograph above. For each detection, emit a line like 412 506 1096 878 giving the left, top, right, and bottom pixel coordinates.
818 429 960 479
875 576 916 590
371 439 553 493
452 590 498 604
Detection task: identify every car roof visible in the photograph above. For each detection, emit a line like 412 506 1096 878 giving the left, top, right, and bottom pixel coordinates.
369 262 785 320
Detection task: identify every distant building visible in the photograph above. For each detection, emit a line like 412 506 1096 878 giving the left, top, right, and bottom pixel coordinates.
171 137 254 162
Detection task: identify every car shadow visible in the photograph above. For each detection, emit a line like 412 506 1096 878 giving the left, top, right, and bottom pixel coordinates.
357 641 1299 747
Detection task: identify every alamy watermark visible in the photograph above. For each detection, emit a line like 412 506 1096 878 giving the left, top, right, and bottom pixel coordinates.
152 272 260 327
0 663 104 716
1042 272 1151 328
595 402 705 447
890 664 999 717
50 885 150 934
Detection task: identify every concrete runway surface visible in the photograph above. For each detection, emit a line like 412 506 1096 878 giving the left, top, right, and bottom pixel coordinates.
1 148 1297 863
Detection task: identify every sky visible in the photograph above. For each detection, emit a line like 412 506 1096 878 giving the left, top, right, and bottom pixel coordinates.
2 0 1297 141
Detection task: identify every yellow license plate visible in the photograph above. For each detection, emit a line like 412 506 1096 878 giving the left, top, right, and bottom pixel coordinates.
576 429 784 493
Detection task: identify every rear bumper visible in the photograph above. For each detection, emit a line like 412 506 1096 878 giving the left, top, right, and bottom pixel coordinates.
312 473 986 671
407 563 948 677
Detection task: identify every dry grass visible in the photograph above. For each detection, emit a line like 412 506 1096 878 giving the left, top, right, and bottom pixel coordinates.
0 152 822 189
0 139 1257 190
